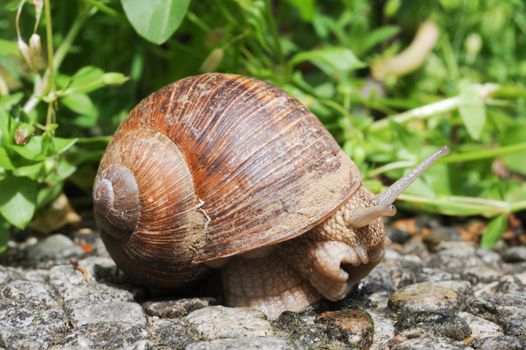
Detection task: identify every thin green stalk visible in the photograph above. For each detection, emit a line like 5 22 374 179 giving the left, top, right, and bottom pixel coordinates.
44 0 55 127
396 193 524 217
23 8 90 114
369 83 498 132
369 160 416 177
82 0 120 18
441 143 526 163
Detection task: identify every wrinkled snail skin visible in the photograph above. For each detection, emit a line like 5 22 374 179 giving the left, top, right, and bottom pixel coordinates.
93 73 449 320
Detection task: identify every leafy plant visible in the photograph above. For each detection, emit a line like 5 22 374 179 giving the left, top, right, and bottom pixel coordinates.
0 0 525 251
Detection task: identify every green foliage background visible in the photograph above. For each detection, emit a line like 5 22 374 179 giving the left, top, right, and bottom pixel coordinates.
0 0 525 250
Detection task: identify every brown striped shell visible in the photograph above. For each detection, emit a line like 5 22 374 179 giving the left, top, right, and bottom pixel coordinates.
93 73 362 288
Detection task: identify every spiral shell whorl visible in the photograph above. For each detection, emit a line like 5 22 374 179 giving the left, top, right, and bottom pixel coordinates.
93 165 140 240
94 128 209 288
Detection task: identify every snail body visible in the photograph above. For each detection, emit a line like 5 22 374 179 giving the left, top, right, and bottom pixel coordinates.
94 73 448 319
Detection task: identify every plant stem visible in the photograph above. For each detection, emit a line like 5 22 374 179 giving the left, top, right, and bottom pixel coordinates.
396 193 526 217
369 83 498 132
44 0 55 127
441 142 526 163
23 8 90 115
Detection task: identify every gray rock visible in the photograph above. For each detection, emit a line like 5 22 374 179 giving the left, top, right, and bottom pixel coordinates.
49 257 141 303
272 311 331 348
65 298 147 327
389 329 471 350
26 234 84 263
458 312 503 339
369 312 395 350
502 247 526 263
0 304 66 349
416 267 457 283
143 298 216 318
388 281 471 314
0 266 21 285
495 273 526 294
473 335 525 350
187 306 273 340
63 322 148 349
394 311 471 340
315 309 374 349
461 266 501 284
149 318 194 349
467 292 526 340
1 280 59 308
186 337 297 350
427 242 501 272
358 250 422 294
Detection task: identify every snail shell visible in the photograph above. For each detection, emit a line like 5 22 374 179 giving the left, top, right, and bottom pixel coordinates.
93 73 361 288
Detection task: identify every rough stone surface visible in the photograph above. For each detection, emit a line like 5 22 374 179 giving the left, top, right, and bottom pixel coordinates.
187 306 273 340
1 226 524 349
149 318 193 349
458 312 503 339
389 329 472 350
143 298 216 318
316 309 374 349
64 299 147 327
473 335 525 350
26 234 84 263
501 246 526 263
186 337 297 350
388 281 471 314
394 311 471 340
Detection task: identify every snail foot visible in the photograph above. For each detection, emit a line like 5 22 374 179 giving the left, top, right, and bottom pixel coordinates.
222 254 320 320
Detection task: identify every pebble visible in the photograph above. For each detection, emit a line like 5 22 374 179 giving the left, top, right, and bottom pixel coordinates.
149 318 193 348
65 299 147 327
25 234 84 263
394 311 471 340
389 329 471 350
186 337 297 350
143 297 216 318
272 311 331 348
315 309 374 349
458 312 503 339
467 291 526 340
63 322 148 349
186 306 273 339
473 335 526 350
427 242 501 272
388 281 471 314
501 246 526 263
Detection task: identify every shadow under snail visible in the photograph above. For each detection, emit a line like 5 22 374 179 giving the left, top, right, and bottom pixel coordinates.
93 73 449 319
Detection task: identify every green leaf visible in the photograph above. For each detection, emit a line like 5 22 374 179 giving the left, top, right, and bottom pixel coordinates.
459 85 486 140
62 93 98 117
286 0 315 21
121 0 191 44
501 120 526 174
0 39 18 55
480 215 508 249
12 162 45 180
0 93 24 111
290 47 365 77
59 67 128 95
0 175 38 228
53 137 78 154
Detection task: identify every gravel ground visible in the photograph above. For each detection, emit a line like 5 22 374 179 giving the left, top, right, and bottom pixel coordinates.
0 223 525 350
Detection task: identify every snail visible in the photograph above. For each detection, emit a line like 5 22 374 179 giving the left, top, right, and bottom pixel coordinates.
93 73 449 319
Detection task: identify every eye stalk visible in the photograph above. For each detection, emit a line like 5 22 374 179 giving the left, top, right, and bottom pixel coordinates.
348 146 450 228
